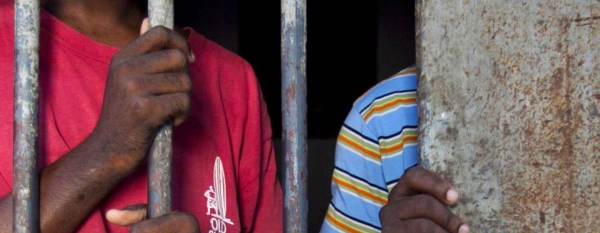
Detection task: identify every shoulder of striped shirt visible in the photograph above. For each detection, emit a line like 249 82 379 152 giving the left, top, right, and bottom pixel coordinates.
353 66 417 106
352 67 417 125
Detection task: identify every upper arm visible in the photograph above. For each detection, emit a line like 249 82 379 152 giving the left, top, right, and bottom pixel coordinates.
322 107 387 232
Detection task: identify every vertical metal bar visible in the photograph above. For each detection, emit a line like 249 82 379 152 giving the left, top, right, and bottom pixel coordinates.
147 0 174 219
281 0 307 232
13 0 40 232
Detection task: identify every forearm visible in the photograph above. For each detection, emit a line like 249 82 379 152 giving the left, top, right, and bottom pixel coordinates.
0 22 194 233
0 131 142 233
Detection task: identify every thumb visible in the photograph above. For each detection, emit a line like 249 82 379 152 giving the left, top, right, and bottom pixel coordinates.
106 204 148 226
140 18 149 35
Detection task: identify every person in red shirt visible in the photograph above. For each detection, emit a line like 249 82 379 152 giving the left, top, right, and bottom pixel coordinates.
0 0 282 232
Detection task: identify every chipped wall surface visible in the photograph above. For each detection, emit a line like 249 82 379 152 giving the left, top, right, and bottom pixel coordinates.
416 1 600 232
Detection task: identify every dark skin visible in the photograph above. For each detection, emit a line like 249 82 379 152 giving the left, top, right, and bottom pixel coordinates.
1 1 466 232
379 166 469 233
0 0 198 232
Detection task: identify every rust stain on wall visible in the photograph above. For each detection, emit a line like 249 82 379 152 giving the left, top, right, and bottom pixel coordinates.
417 0 600 232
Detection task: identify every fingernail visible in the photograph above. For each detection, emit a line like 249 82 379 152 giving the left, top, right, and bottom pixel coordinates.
189 52 196 63
459 224 469 233
446 189 459 203
140 18 149 35
107 209 123 215
106 209 123 221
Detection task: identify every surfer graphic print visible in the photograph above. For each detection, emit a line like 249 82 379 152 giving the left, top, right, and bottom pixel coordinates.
205 157 234 233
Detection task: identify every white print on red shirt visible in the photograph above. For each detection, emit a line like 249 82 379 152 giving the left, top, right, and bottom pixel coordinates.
205 157 234 233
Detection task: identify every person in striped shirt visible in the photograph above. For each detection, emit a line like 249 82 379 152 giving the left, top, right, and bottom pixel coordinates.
321 66 469 233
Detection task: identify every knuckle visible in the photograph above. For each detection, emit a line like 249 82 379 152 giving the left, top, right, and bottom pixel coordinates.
110 54 122 66
379 204 400 225
181 94 191 110
405 165 419 175
417 194 436 208
108 67 119 79
172 94 191 115
379 204 392 223
397 168 419 190
123 77 139 93
404 166 419 181
181 75 192 92
388 182 402 196
110 51 130 65
178 95 192 120
443 209 453 229
132 96 151 112
111 62 131 79
153 26 169 38
169 49 187 66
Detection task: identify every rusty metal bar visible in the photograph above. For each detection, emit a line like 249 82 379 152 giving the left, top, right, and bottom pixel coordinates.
147 0 174 219
13 0 40 232
281 0 307 232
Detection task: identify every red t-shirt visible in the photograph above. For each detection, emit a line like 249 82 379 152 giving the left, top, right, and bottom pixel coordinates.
0 1 282 232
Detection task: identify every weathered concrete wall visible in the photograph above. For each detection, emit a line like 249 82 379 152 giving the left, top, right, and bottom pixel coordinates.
416 1 600 232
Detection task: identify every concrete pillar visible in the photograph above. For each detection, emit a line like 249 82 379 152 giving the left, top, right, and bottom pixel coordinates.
417 1 600 232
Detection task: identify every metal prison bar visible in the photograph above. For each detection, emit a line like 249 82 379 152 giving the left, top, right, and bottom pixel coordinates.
12 0 309 231
13 0 41 231
281 0 308 232
147 0 175 219
10 0 177 229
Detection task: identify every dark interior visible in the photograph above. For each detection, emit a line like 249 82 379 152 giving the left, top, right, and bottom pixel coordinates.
174 0 416 231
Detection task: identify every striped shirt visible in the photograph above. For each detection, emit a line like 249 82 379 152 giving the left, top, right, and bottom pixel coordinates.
321 66 419 233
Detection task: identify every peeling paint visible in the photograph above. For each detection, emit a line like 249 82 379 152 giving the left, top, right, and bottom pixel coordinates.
148 0 174 30
148 122 173 218
281 0 307 232
13 0 40 232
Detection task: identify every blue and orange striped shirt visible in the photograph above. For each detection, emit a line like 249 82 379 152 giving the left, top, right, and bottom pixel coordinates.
321 66 419 233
